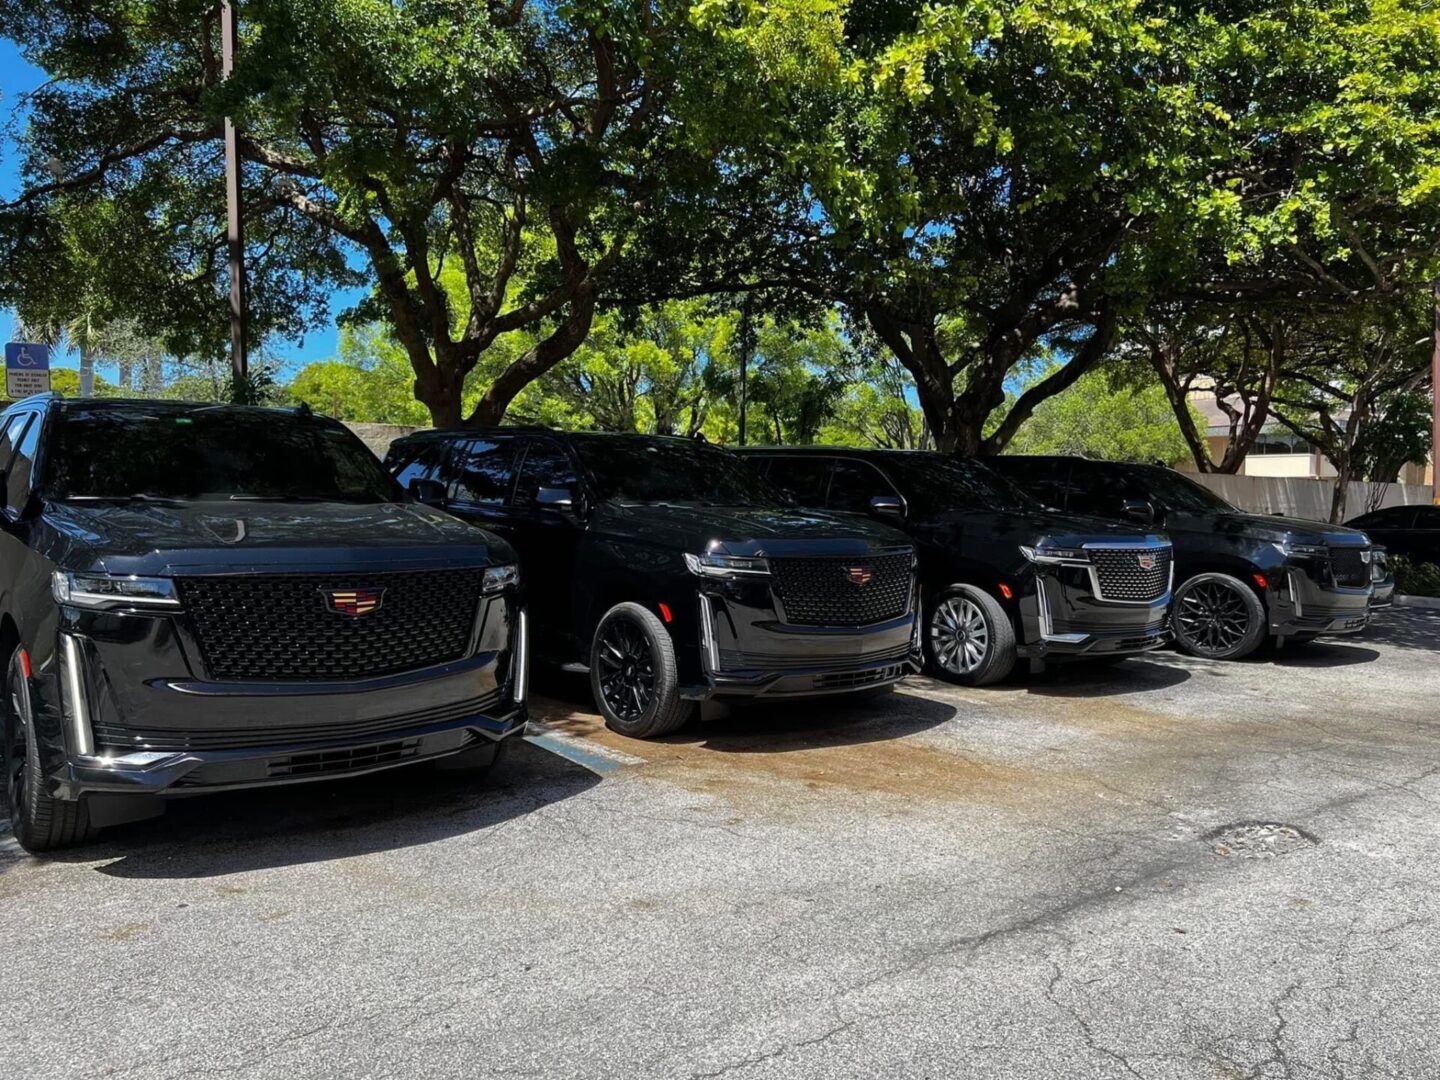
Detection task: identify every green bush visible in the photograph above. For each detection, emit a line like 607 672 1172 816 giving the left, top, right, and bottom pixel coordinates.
1388 554 1440 598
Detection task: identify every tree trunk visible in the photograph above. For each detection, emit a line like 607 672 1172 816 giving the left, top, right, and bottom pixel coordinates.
1330 463 1351 524
413 364 466 428
79 345 95 398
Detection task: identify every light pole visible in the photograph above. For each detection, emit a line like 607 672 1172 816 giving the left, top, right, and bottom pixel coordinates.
221 0 248 390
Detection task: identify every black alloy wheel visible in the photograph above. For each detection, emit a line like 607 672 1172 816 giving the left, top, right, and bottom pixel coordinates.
1171 573 1267 661
588 603 693 739
5 644 95 851
596 618 657 724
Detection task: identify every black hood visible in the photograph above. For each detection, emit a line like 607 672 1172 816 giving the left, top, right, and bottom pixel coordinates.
591 502 912 557
38 499 514 576
1165 510 1371 547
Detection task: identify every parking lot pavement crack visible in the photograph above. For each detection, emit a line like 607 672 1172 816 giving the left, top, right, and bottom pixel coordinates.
1244 979 1303 1080
684 1017 863 1080
1041 959 1146 1079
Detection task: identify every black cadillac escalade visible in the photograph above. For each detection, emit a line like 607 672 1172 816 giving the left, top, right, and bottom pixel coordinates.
1 397 526 852
384 430 921 738
990 456 1386 660
739 448 1173 684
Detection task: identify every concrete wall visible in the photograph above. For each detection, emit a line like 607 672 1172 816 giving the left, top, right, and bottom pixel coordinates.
345 422 422 459
1190 473 1432 523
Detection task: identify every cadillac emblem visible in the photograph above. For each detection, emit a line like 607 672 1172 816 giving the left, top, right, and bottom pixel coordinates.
1137 553 1157 572
846 566 874 586
322 588 385 617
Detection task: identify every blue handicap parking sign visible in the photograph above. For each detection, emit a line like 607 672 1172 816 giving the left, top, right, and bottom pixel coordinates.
5 342 49 371
5 343 52 398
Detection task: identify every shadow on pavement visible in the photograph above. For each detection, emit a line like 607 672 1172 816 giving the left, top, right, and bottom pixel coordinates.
676 690 957 755
18 739 598 881
1008 656 1192 699
1360 607 1440 653
1264 641 1381 667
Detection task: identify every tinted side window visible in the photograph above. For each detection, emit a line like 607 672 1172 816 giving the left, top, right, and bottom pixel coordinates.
1000 459 1076 511
1412 507 1440 529
6 413 40 512
1354 507 1416 529
827 459 896 515
514 441 581 506
1065 463 1139 517
0 411 25 474
391 440 449 493
451 439 516 505
763 457 832 507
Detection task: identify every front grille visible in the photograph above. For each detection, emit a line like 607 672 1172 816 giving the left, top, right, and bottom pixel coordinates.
769 553 912 627
268 739 420 778
178 569 486 681
92 690 504 753
1089 546 1171 602
1329 548 1369 588
816 664 905 690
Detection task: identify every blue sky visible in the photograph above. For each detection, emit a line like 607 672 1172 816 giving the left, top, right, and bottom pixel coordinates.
0 37 344 378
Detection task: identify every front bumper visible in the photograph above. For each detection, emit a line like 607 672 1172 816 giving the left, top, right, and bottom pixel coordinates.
1019 569 1171 660
57 704 527 799
36 590 527 803
690 589 921 699
1268 564 1372 638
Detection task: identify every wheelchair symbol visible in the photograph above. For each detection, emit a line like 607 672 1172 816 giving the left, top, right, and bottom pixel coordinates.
14 348 38 368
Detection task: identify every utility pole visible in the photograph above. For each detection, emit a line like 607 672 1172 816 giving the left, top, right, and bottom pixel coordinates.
738 293 752 446
1433 280 1440 504
221 0 248 390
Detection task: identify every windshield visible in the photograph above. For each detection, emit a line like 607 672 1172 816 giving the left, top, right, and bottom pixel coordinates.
44 406 400 504
1125 465 1235 513
572 437 784 507
880 453 1039 514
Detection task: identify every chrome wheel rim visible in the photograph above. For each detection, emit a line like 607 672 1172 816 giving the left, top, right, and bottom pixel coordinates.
6 652 29 817
930 596 990 675
596 619 656 722
1176 581 1252 654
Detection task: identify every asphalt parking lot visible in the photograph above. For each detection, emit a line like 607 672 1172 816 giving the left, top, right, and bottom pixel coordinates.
5 610 1440 1080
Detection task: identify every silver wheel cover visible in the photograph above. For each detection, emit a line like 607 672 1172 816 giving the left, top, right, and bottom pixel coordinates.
930 596 990 675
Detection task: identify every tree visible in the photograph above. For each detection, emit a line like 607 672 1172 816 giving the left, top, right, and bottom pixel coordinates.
523 302 736 436
1270 298 1433 522
1003 365 1195 465
0 0 700 426
647 0 1228 454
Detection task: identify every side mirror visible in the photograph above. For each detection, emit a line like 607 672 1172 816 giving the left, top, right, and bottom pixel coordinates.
536 486 576 512
869 494 905 520
1120 499 1156 526
410 478 448 507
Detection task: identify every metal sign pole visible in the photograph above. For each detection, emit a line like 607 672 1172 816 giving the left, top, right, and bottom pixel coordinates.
1433 281 1440 504
222 0 248 389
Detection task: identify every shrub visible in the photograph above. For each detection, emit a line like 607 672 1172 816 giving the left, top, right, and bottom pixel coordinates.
1388 554 1440 598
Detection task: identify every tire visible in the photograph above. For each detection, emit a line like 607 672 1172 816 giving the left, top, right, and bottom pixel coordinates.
4 645 95 852
589 602 694 739
925 586 1017 687
1171 572 1268 660
432 737 509 774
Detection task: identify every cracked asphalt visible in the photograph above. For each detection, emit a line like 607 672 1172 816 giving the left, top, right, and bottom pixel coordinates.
5 609 1440 1079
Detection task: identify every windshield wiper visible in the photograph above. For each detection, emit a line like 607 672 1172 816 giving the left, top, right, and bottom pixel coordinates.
63 493 185 505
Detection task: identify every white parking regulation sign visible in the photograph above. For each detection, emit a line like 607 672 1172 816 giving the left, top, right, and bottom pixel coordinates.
5 342 51 399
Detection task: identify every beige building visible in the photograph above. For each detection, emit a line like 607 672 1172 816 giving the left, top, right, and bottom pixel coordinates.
1179 394 1430 485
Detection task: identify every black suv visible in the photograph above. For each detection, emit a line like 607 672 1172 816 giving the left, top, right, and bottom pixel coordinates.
990 456 1386 659
739 448 1173 685
384 430 921 737
1 397 526 852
